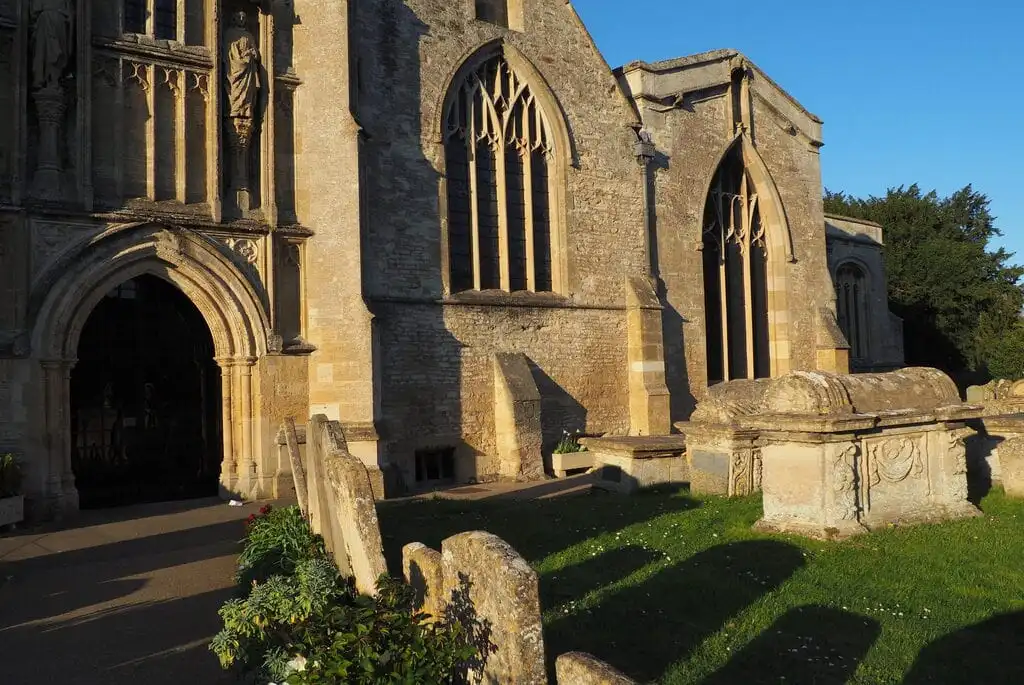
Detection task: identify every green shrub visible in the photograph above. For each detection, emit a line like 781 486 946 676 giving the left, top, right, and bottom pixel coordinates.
236 505 327 591
212 505 480 683
0 454 22 498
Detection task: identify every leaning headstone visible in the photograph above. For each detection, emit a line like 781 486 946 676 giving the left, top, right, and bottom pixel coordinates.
441 531 546 684
556 651 637 684
283 417 308 512
306 414 388 594
403 542 444 622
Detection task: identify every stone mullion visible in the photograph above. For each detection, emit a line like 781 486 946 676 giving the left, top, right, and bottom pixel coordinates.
468 107 482 291
176 0 186 42
208 0 223 220
146 0 156 36
522 110 536 292
262 10 279 226
175 69 187 203
115 58 125 202
496 134 510 292
741 173 754 379
145 64 156 201
717 190 730 382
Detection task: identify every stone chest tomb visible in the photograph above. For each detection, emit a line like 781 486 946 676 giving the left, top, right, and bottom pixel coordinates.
684 368 983 539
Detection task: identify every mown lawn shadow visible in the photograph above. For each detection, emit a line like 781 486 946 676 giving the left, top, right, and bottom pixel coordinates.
902 610 1024 684
545 539 806 682
702 605 881 684
377 488 700 574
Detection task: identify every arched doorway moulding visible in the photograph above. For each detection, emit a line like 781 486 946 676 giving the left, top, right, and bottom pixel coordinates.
29 223 272 516
698 131 796 379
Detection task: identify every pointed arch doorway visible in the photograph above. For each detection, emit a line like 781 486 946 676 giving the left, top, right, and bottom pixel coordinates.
70 275 222 509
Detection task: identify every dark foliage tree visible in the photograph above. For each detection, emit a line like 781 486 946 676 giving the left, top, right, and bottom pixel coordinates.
824 184 1024 381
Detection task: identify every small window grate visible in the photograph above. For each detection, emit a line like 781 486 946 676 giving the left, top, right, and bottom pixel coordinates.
415 447 456 483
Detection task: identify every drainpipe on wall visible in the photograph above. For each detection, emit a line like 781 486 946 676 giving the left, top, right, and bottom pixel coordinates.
634 128 657 279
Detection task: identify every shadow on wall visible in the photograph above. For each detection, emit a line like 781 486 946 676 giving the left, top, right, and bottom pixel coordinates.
529 361 587 469
360 2 467 495
703 605 881 685
647 149 697 422
964 428 999 505
902 611 1024 684
544 539 806 682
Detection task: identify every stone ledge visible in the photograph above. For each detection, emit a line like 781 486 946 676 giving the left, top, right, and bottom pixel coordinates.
579 436 686 459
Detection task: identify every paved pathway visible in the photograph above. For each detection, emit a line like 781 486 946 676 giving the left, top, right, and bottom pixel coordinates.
0 497 273 684
0 474 595 684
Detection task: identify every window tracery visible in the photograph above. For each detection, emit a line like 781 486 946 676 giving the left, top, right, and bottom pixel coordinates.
836 263 869 361
702 145 770 383
444 52 556 294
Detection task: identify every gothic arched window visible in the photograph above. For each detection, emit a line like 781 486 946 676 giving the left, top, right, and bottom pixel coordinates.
443 52 556 294
702 145 770 384
835 263 869 361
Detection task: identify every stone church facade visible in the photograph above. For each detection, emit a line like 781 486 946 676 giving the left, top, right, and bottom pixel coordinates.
0 0 902 519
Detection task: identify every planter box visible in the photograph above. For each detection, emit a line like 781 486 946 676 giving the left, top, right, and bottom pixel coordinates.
0 495 24 528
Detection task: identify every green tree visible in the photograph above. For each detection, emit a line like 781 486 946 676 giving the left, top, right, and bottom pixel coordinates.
824 184 1024 380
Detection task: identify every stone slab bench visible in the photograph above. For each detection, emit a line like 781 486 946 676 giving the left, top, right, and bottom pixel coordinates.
578 436 688 495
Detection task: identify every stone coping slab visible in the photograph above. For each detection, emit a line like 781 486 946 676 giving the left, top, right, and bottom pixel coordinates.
579 435 686 459
974 413 1024 433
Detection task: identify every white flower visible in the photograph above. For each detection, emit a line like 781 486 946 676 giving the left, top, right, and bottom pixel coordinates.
286 654 308 674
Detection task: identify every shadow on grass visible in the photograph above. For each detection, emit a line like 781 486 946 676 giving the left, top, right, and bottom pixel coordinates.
377 488 700 574
902 611 1024 684
539 544 661 611
703 605 881 684
545 539 806 682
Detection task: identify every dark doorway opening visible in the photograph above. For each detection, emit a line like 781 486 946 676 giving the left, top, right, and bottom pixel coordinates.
71 275 222 509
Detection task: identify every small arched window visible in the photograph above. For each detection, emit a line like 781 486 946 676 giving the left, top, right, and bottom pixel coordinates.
443 52 556 294
835 263 869 361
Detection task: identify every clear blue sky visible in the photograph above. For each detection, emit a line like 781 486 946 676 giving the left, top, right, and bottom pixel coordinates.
574 0 1024 264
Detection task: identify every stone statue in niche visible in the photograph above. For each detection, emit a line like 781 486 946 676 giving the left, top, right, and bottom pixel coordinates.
223 9 260 214
31 0 72 90
29 0 74 201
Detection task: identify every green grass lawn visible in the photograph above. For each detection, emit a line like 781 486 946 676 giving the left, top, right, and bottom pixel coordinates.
377 487 1024 684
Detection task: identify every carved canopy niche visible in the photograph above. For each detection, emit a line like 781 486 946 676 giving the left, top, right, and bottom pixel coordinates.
86 0 300 225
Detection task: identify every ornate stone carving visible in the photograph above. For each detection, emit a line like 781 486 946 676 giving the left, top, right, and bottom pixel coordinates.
223 237 259 265
223 10 260 213
830 443 859 521
29 0 73 201
155 228 185 262
30 0 72 91
868 438 923 485
948 430 969 502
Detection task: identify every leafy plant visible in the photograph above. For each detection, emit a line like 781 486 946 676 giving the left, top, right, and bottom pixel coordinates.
236 505 327 591
553 430 587 455
212 505 481 684
0 454 22 498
